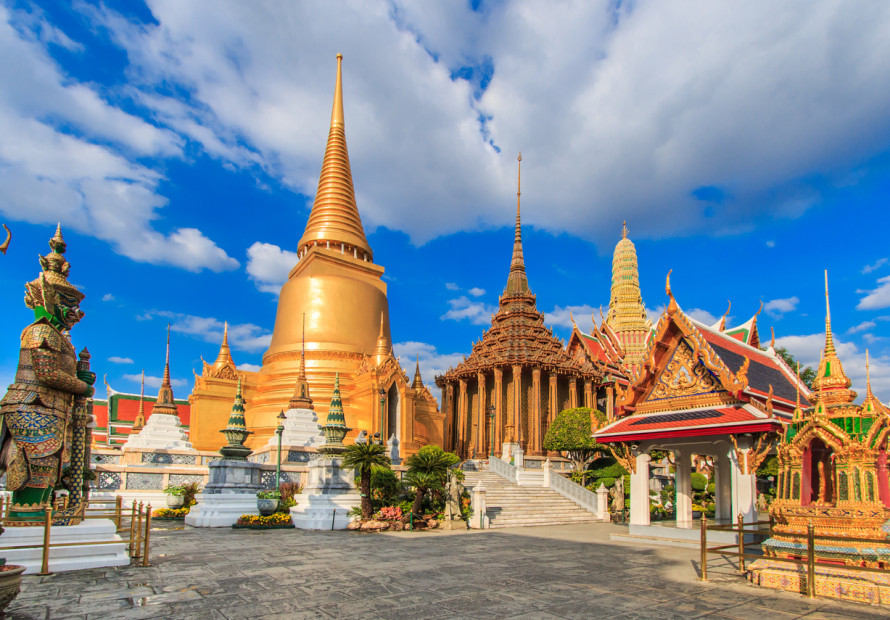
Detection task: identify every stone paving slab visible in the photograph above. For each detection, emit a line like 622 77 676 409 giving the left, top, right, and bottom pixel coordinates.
5 521 888 619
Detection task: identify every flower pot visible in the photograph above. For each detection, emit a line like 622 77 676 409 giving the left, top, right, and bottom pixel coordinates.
0 565 25 615
257 498 279 516
166 495 185 509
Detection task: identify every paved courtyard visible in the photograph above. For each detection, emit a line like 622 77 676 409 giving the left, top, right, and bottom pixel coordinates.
7 522 887 619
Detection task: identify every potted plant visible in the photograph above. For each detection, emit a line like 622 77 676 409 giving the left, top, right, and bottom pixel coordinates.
0 526 25 616
163 484 186 508
256 490 280 516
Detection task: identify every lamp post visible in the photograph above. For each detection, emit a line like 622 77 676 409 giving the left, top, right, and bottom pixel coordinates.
378 387 386 445
488 405 496 458
275 410 286 490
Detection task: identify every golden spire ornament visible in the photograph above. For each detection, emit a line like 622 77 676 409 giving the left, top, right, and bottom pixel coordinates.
504 152 530 295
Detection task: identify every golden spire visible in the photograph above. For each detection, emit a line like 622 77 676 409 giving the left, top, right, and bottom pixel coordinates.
133 369 146 431
412 355 424 390
297 53 372 262
866 349 875 401
621 220 628 239
289 313 313 410
504 152 530 295
211 321 236 374
605 222 650 369
373 312 391 365
153 325 179 415
813 271 855 405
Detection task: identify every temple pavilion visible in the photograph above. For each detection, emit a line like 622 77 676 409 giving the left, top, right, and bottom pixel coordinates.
187 54 442 455
595 271 810 534
436 156 600 459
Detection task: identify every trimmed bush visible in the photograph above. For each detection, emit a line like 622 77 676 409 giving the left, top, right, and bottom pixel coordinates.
706 482 716 495
691 472 708 492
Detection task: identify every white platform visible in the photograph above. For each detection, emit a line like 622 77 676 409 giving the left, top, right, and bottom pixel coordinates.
185 493 258 528
0 519 129 574
267 407 324 449
291 455 359 530
123 413 194 451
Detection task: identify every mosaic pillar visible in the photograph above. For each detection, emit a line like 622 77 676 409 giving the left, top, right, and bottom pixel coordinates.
569 377 578 409
477 372 487 457
606 385 615 419
458 379 468 458
583 380 593 410
494 368 503 454
512 364 522 446
548 373 558 425
531 368 542 455
444 384 454 452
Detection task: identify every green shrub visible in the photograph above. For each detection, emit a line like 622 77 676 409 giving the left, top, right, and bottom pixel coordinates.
706 501 716 513
597 477 616 488
706 482 715 495
691 472 708 492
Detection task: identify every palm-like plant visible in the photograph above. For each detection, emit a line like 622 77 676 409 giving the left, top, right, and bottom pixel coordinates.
341 442 390 519
404 470 440 517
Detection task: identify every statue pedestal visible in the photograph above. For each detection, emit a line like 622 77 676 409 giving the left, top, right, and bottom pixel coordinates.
0 519 129 574
439 519 467 530
291 456 359 530
185 460 262 528
123 414 193 451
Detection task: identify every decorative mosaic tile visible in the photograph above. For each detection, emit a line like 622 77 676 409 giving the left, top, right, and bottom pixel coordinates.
248 452 270 464
168 474 205 487
97 471 121 490
524 459 543 470
92 454 121 465
126 473 164 490
260 470 301 489
142 453 197 465
287 451 312 463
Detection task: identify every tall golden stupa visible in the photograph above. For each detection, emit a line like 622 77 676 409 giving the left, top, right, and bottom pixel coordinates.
604 223 652 374
189 54 442 454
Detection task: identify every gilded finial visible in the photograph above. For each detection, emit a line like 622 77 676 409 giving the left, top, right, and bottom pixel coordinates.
666 269 678 315
754 299 763 318
770 326 775 349
504 152 530 295
163 324 171 387
621 221 628 239
0 223 10 255
331 53 344 127
719 300 731 331
866 349 874 400
570 309 577 328
133 369 146 431
824 270 836 355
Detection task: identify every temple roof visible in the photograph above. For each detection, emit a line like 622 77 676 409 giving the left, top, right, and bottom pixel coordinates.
297 54 373 262
812 271 855 405
596 403 783 442
437 158 589 381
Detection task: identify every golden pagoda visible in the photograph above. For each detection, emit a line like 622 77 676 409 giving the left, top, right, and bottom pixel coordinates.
605 223 652 374
188 54 442 455
749 272 890 604
436 155 599 458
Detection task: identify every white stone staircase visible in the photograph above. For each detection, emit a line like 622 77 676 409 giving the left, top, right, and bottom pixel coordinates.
462 470 601 528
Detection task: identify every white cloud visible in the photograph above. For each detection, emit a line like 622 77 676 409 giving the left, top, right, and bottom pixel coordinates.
445 282 460 291
765 240 776 248
102 293 115 302
468 287 486 297
764 296 800 317
80 1 890 247
858 275 890 310
393 341 464 395
146 311 272 353
544 304 596 333
775 333 890 403
0 6 238 272
848 320 877 334
863 258 888 274
108 356 134 364
238 363 262 372
123 374 187 390
686 308 719 325
646 304 667 324
441 296 497 325
245 242 299 294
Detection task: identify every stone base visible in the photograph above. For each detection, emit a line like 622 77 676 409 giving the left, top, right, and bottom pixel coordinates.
204 459 262 494
185 493 258 528
439 519 467 530
290 491 360 530
748 559 890 606
0 519 129 574
123 414 193 451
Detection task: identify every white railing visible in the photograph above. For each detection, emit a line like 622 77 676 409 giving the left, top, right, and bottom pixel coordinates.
488 455 518 483
547 471 599 515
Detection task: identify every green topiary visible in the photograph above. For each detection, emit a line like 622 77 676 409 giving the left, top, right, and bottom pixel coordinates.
706 482 715 495
597 477 616 488
542 408 608 485
691 472 708 492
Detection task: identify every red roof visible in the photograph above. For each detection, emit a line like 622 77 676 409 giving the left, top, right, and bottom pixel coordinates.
596 404 783 442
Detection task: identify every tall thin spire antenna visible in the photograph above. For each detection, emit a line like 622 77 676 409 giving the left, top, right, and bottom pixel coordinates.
300 313 306 374
505 152 530 294
163 324 171 387
133 369 146 431
824 270 836 355
866 349 874 400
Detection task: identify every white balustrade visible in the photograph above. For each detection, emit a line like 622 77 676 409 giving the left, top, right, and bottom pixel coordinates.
488 455 518 483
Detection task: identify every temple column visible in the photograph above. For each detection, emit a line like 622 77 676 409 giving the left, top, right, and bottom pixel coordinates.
583 379 593 409
630 452 652 526
494 368 504 454
512 364 522 446
477 372 487 457
715 449 733 523
458 379 468 458
730 439 757 523
606 385 615 419
444 384 454 452
548 373 558 424
531 368 542 455
569 377 578 409
674 449 693 529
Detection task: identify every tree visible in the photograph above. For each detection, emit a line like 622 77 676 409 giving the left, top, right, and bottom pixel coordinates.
341 442 391 519
405 444 460 516
773 346 816 390
542 407 608 485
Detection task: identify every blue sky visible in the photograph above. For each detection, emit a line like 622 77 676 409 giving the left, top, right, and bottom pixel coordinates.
1 0 889 403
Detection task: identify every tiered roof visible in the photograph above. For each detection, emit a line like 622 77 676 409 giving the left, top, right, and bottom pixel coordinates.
605 223 652 371
437 156 589 382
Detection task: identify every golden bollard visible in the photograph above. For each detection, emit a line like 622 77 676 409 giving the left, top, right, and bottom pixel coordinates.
807 521 816 598
737 512 746 573
134 501 144 560
142 505 152 567
128 502 137 557
699 515 708 581
114 496 123 529
38 506 52 575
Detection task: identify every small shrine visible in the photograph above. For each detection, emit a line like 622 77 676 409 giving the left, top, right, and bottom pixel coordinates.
749 273 890 604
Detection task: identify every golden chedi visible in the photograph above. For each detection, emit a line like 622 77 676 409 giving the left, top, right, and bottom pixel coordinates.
605 223 652 375
189 55 442 455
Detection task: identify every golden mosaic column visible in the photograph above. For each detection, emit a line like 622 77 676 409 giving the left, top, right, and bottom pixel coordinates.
458 379 468 458
532 368 542 455
549 373 558 424
583 380 593 409
494 368 504 454
512 364 522 445
444 384 455 452
477 371 487 456
569 377 578 409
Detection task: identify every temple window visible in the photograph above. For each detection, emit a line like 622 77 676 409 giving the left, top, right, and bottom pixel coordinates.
838 470 848 501
802 438 835 505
